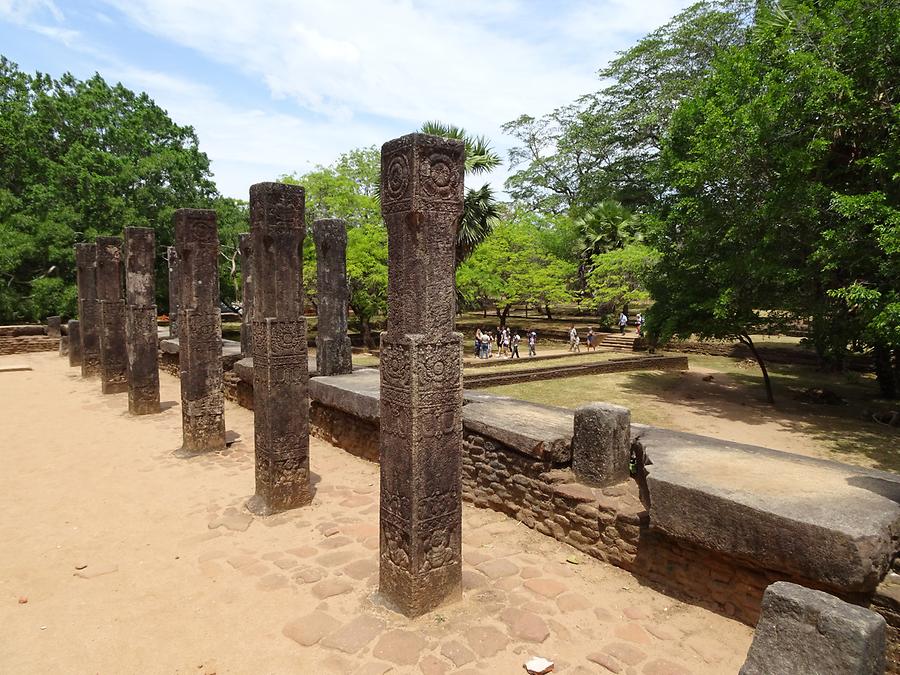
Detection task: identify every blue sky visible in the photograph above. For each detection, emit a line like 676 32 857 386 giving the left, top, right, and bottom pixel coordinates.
0 0 693 199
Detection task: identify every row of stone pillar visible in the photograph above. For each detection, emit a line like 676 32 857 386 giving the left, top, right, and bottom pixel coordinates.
65 132 466 619
73 231 161 413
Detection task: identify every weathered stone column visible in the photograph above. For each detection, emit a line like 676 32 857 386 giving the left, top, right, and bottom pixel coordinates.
378 133 465 617
238 233 253 356
96 236 128 394
167 246 180 338
74 243 101 377
246 182 310 515
68 320 82 367
313 219 353 376
175 210 225 454
47 316 61 338
572 403 631 486
124 227 161 415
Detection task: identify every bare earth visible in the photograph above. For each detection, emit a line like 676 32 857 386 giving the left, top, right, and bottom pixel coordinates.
0 352 751 674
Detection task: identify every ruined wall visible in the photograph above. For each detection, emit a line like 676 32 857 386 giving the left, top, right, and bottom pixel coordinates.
307 398 899 670
0 335 58 355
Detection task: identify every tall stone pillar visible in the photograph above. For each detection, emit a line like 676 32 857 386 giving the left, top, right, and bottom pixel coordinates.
378 133 465 617
246 182 310 515
175 209 225 455
238 233 253 356
95 236 128 394
124 227 161 415
74 243 101 377
313 219 353 376
68 320 82 367
167 246 180 338
47 316 61 338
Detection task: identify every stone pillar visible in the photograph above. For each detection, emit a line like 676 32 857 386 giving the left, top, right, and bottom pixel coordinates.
378 133 465 617
58 335 69 356
68 320 82 367
740 582 886 675
313 219 353 376
246 182 310 515
167 246 180 338
74 243 101 377
571 403 631 486
238 233 253 356
95 236 128 394
47 316 61 338
124 227 161 415
175 209 225 455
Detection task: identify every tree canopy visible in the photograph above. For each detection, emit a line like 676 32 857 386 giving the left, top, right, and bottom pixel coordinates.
0 57 220 321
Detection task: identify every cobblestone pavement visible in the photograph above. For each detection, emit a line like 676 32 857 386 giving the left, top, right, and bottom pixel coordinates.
0 353 752 673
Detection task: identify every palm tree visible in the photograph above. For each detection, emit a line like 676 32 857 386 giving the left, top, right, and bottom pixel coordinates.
420 121 502 266
574 200 642 292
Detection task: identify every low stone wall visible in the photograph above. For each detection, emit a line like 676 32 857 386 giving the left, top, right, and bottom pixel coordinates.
0 335 59 355
663 339 872 371
307 388 899 670
464 355 688 388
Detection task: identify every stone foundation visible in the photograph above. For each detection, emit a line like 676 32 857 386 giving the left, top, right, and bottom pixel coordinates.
0 335 58 355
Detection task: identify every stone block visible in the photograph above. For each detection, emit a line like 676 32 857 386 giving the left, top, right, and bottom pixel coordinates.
740 582 886 675
572 403 631 486
46 316 61 338
67 320 81 367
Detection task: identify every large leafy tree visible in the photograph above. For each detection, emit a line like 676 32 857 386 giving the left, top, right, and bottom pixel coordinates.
503 1 755 215
0 57 217 321
419 121 502 265
650 0 900 401
456 217 576 325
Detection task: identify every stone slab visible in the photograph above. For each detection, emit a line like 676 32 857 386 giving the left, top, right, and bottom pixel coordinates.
233 356 317 383
637 424 900 592
462 398 574 462
309 368 381 421
740 582 886 675
160 337 244 369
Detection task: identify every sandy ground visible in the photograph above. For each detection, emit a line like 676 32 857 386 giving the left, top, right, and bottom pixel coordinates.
0 352 752 674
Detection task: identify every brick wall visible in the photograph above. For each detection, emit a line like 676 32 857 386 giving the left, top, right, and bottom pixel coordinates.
0 335 58 355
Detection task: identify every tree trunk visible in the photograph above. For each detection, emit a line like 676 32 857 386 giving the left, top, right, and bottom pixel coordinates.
739 333 775 405
544 303 553 320
500 304 511 327
524 302 528 318
873 345 898 399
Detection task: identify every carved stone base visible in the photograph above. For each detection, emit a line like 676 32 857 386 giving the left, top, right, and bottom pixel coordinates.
249 317 312 514
379 332 463 617
178 309 225 454
316 335 353 376
99 299 128 394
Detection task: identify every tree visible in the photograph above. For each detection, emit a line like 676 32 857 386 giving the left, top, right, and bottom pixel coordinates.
0 57 217 321
419 121 502 265
346 223 387 348
503 1 755 215
586 243 658 323
651 0 900 401
456 218 576 325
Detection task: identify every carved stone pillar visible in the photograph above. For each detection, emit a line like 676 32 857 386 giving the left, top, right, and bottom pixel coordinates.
124 227 160 415
74 243 101 377
246 182 311 515
378 133 465 617
313 219 353 376
96 236 128 394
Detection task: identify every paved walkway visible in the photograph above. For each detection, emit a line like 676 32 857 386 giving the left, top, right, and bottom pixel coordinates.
0 352 751 673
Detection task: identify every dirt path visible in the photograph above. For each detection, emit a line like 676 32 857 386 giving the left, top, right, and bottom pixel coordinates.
0 352 752 674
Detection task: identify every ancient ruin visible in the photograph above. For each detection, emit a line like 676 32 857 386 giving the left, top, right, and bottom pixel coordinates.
67 320 81 367
124 227 160 415
174 209 225 454
378 133 466 616
246 182 311 515
74 243 101 377
313 219 352 376
95 236 128 394
167 246 180 338
239 233 253 356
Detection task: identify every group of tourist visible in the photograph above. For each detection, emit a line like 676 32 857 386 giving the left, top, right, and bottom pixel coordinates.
474 326 538 359
568 326 598 352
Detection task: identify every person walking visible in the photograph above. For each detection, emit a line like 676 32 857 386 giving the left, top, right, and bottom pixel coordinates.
475 328 483 358
569 325 578 352
528 330 537 357
511 332 521 358
485 332 493 358
618 311 628 334
501 329 510 358
637 313 645 337
586 328 595 351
